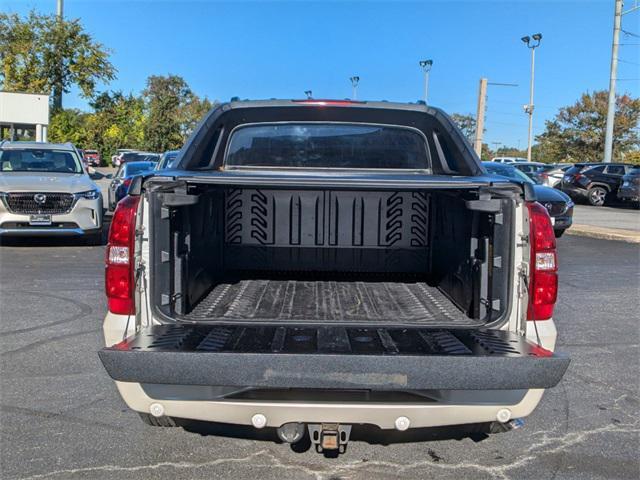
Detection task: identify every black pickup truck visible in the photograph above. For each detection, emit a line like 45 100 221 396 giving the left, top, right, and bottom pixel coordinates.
99 100 568 453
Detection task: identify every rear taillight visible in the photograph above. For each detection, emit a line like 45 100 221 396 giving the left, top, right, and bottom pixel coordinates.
105 195 140 315
122 178 132 188
527 202 558 321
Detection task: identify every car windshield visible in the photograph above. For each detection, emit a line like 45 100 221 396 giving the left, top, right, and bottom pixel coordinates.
0 149 83 174
484 163 536 184
125 162 155 176
225 123 429 170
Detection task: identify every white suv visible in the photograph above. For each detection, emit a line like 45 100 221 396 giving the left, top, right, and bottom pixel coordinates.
0 141 103 244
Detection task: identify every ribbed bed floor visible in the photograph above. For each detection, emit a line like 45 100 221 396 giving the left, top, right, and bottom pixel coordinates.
183 279 479 326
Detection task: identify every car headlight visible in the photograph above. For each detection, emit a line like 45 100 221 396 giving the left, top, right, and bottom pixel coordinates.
75 189 101 200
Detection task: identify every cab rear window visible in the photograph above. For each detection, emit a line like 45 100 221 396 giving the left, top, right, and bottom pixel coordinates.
224 123 429 170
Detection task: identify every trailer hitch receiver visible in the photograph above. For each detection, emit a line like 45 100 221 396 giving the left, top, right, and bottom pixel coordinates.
308 423 352 454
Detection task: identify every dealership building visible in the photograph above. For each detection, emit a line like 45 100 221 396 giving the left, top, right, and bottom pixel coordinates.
0 91 50 142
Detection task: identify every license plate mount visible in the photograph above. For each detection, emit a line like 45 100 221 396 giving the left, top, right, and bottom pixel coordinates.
29 214 52 226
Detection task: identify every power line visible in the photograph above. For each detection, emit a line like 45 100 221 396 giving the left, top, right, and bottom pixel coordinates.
621 29 640 38
618 58 640 66
487 110 524 117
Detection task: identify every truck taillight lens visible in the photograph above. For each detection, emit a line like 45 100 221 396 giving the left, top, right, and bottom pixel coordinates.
105 195 140 315
527 201 558 321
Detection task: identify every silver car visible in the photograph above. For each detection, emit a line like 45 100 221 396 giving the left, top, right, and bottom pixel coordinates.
0 141 103 244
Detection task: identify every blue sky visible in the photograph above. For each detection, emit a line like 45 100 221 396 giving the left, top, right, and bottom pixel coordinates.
3 0 639 148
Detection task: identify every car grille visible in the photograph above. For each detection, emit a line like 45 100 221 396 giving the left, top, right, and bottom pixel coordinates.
543 201 568 216
4 192 75 215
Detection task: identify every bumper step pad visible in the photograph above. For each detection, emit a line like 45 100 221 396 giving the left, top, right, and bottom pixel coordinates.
99 325 569 391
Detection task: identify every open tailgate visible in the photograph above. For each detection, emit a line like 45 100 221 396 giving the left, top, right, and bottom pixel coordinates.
99 325 569 390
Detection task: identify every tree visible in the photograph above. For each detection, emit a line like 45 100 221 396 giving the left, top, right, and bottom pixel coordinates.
48 108 91 146
89 91 146 161
0 10 116 109
480 143 493 161
143 75 191 152
450 113 477 142
143 75 215 152
622 150 640 165
535 90 640 163
181 95 214 138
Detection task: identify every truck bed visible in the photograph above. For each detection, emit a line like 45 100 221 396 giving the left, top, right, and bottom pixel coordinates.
182 278 478 326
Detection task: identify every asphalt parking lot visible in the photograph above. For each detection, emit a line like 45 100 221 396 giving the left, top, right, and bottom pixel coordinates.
0 230 638 480
572 205 640 232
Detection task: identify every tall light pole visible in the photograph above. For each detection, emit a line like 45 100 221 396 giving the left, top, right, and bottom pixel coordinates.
349 76 360 100
53 0 64 110
521 33 542 163
419 59 433 104
603 0 624 163
304 90 313 99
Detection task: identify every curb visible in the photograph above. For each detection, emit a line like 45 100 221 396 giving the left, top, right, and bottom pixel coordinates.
566 224 640 244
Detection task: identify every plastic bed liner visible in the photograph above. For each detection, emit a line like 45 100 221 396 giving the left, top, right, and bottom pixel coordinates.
181 279 478 326
99 325 570 390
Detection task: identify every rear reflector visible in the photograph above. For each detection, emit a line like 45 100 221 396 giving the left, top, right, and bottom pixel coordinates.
527 202 558 321
105 195 140 315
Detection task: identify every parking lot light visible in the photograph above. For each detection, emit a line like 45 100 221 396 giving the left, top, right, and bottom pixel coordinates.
419 59 433 104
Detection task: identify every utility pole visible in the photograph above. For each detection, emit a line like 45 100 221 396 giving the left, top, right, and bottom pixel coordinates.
521 33 542 162
473 79 517 158
53 0 64 110
474 78 488 157
349 76 360 100
419 60 433 104
603 0 623 163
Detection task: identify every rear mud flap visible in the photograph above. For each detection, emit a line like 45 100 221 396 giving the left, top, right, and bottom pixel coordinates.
99 325 569 391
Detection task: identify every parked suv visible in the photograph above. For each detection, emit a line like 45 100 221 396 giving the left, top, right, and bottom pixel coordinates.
617 165 640 207
0 141 103 244
83 149 102 167
560 163 635 206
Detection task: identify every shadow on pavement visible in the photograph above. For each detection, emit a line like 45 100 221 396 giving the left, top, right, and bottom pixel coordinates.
0 214 111 248
180 420 493 454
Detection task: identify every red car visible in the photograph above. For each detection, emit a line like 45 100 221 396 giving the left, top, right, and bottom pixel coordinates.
83 149 102 167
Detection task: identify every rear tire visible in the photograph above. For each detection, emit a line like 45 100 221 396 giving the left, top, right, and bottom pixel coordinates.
554 229 565 238
587 186 607 206
138 412 179 427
